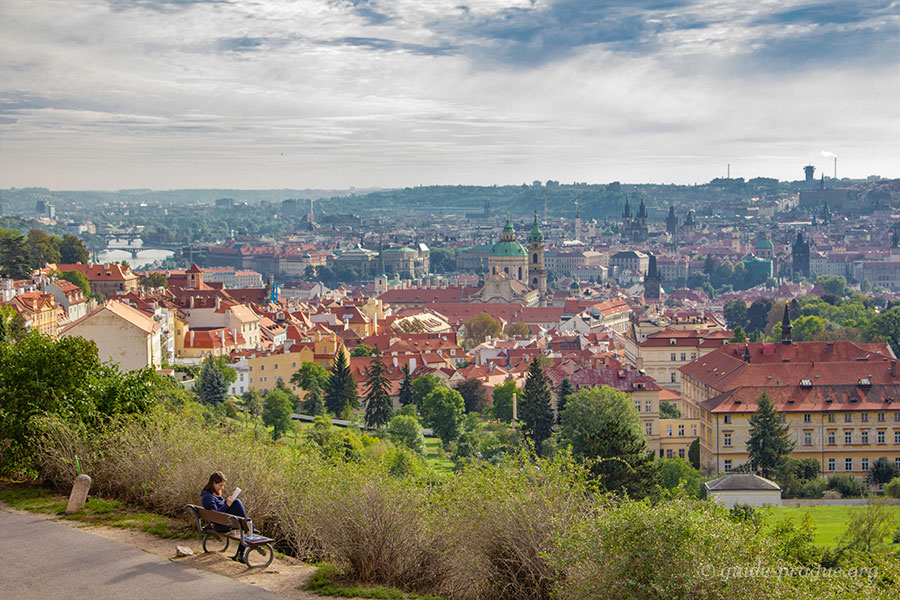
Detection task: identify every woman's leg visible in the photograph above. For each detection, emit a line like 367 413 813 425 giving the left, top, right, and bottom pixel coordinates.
225 499 248 519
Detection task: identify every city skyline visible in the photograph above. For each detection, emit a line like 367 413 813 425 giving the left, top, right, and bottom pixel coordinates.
1 0 898 190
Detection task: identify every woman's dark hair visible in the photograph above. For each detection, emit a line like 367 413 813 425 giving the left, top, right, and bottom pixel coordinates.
203 471 226 495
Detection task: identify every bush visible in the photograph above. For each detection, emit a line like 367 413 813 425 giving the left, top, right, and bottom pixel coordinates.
826 474 867 498
884 476 900 499
798 478 827 499
386 415 425 455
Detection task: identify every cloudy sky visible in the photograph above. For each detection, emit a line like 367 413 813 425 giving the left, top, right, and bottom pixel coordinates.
1 0 898 190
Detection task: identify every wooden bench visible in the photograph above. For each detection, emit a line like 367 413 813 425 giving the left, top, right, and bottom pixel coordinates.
184 504 274 568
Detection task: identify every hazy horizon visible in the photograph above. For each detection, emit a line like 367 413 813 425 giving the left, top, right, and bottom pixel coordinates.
2 1 898 190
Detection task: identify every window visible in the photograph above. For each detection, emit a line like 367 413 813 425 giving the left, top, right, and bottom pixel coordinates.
861 430 869 444
646 402 652 413
844 430 852 445
844 413 852 423
827 431 836 445
691 353 697 359
634 400 641 412
845 458 853 472
724 415 732 424
895 430 900 444
804 414 811 423
670 353 677 362
723 433 732 447
679 448 686 459
827 458 836 472
878 412 885 422
896 457 900 471
724 460 732 472
678 424 685 436
680 352 686 361
878 430 886 444
671 372 677 383
828 414 835 423
780 415 786 423
260 365 265 371
861 413 868 423
666 449 673 458
861 457 869 471
667 425 673 437
691 424 698 436
274 363 278 370
895 413 900 422
645 423 653 435
804 431 812 446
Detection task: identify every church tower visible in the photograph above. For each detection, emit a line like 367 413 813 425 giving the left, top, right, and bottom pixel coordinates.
528 212 548 306
643 253 661 300
666 205 678 236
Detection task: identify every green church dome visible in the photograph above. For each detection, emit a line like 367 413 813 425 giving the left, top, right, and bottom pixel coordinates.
491 240 527 257
755 238 774 250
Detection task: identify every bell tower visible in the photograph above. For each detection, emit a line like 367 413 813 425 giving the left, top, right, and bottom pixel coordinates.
528 212 547 306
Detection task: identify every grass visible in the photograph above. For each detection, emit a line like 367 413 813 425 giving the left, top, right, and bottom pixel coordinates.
0 483 194 539
306 564 442 600
422 437 454 474
762 504 900 548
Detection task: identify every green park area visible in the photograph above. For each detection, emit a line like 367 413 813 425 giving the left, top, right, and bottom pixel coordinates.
763 504 900 548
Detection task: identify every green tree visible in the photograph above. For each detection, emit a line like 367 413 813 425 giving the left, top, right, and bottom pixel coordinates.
729 327 747 343
747 298 773 333
659 400 681 419
556 386 659 498
0 230 32 279
659 458 704 498
240 389 263 418
464 312 502 346
454 378 489 413
792 315 826 341
301 379 325 415
263 387 295 440
27 229 61 266
324 351 357 417
520 358 554 454
420 386 464 445
387 414 425 454
140 272 168 289
865 306 900 356
363 355 393 428
491 378 520 423
351 343 377 357
194 356 229 405
840 501 896 553
411 373 441 407
746 391 794 478
59 234 90 264
58 270 91 296
0 333 156 472
688 438 700 470
505 322 531 337
556 378 574 425
291 361 331 392
0 305 27 343
869 456 900 485
817 275 850 297
397 364 414 406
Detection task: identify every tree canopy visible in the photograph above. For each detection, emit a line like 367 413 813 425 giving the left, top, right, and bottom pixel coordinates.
747 391 794 478
520 358 554 455
324 351 357 417
363 355 393 428
420 386 464 445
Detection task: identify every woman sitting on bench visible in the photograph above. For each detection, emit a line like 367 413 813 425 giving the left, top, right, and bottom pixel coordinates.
201 471 249 562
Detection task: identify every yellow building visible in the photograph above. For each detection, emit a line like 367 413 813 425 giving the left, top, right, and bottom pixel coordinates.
243 345 316 395
680 328 900 478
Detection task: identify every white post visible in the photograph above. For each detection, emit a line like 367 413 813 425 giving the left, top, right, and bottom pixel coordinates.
512 392 518 422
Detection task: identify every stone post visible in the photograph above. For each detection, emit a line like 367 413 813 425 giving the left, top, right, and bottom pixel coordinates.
66 474 92 515
512 392 518 423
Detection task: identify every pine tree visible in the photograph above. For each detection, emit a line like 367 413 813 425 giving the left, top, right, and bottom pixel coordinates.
520 357 554 454
195 356 228 404
363 354 393 428
398 364 414 406
302 379 325 415
747 391 794 478
556 377 574 424
324 350 357 417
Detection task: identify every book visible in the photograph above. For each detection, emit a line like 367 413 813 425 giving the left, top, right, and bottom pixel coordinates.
232 487 242 501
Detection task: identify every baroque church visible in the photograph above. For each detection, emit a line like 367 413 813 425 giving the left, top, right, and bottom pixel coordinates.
479 214 547 306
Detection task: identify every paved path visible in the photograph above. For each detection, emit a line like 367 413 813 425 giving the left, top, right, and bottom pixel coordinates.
0 507 289 600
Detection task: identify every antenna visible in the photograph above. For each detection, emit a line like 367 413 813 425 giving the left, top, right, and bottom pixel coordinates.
727 163 730 179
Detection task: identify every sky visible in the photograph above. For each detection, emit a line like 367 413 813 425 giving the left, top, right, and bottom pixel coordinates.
0 0 898 190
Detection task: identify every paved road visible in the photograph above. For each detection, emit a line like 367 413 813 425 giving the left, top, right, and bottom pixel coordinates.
0 507 288 600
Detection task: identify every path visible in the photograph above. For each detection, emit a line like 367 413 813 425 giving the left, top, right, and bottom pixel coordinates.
0 506 290 600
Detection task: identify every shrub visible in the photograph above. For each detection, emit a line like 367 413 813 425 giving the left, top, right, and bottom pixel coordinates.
826 474 867 498
798 478 827 499
386 415 425 455
884 476 900 499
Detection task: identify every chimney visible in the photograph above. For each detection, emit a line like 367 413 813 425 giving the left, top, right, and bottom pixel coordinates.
190 330 195 346
190 295 195 309
512 392 518 422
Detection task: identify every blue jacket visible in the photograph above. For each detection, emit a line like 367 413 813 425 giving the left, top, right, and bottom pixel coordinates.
201 489 227 512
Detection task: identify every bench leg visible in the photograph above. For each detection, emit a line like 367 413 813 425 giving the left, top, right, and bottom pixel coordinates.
243 544 274 569
201 533 230 554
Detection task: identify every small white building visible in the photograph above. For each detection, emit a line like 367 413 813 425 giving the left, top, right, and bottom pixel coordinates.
705 474 782 508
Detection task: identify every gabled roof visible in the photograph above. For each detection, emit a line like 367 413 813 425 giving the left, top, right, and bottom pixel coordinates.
705 474 781 492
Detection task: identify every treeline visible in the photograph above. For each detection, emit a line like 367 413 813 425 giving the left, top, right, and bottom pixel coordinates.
0 227 90 279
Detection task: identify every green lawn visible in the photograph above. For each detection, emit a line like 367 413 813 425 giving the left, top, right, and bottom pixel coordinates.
761 504 900 548
423 437 454 474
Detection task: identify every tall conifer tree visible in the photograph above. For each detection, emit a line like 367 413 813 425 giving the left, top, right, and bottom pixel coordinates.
398 364 414 406
747 391 794 477
556 377 574 424
520 357 554 454
364 354 393 428
325 350 357 417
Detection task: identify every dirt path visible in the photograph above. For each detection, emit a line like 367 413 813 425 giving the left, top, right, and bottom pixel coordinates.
2 503 335 600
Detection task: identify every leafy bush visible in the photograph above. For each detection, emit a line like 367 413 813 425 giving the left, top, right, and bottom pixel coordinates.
826 474 867 498
884 476 900 499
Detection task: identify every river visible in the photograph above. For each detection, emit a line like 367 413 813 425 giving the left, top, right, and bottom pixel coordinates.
96 241 175 270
